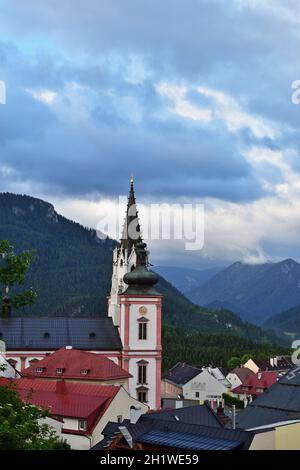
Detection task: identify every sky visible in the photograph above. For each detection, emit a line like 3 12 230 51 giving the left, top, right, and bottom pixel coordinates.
1 0 300 268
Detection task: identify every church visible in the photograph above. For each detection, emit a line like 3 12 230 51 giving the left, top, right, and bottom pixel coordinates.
0 178 162 410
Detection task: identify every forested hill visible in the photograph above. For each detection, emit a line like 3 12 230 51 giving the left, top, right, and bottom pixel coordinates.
0 193 284 346
0 192 116 316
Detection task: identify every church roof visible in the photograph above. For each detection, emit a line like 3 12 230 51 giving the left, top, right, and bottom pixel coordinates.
23 347 131 380
0 317 122 351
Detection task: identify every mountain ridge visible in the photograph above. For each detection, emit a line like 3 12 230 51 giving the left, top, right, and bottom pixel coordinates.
188 258 300 325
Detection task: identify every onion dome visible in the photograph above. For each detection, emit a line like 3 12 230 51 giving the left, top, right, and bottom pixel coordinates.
123 239 158 292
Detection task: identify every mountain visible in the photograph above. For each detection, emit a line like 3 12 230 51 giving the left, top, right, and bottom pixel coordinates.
153 265 222 295
264 304 300 339
0 193 284 346
0 192 116 316
188 260 300 325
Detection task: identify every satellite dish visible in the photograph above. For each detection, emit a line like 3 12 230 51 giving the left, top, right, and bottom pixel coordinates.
0 340 6 354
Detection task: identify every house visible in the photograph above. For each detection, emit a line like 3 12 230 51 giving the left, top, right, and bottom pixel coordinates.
0 353 20 378
243 356 293 375
162 362 229 403
0 377 148 449
236 366 300 449
226 367 254 389
205 366 231 389
91 404 254 451
231 371 278 402
23 346 131 389
0 179 162 409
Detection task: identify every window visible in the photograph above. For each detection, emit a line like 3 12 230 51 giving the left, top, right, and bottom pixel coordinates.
36 367 44 373
195 392 199 398
56 368 64 374
138 364 147 384
138 322 147 340
89 332 96 339
117 415 123 423
78 420 87 431
44 332 50 339
80 369 89 375
137 390 147 403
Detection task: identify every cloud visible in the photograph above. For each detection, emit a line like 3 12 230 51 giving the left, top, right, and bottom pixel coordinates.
1 1 300 265
26 88 57 104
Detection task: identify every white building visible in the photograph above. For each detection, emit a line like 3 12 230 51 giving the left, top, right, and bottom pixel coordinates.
162 362 230 403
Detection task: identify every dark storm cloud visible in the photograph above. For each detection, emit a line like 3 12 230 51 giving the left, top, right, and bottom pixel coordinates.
0 0 299 202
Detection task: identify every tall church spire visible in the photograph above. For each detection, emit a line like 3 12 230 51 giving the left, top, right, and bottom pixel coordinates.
121 175 141 254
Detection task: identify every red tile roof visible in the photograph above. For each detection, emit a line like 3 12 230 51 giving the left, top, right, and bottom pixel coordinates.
23 347 131 381
231 371 278 397
0 377 120 433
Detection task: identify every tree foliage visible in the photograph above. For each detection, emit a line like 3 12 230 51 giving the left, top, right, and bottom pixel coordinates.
227 357 241 369
223 393 244 409
0 240 37 317
0 384 70 450
162 324 289 371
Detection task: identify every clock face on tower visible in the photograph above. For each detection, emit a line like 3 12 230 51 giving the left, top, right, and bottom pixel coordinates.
139 306 148 315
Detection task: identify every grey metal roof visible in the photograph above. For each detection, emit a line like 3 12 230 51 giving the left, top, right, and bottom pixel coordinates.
92 416 254 450
163 362 201 386
138 429 242 450
144 403 223 428
237 366 300 430
0 317 122 351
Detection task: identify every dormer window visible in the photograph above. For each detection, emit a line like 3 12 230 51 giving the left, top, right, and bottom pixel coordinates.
89 332 96 339
44 332 50 339
36 367 44 373
80 369 89 375
56 368 64 374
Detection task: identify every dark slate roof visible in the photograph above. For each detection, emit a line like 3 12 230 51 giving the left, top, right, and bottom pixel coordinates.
237 366 300 430
0 317 122 351
137 429 241 450
144 403 223 428
92 416 254 450
163 362 201 386
251 356 293 372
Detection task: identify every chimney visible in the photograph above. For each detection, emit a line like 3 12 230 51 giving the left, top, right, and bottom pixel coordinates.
65 346 73 350
258 372 262 380
270 358 274 367
130 405 143 424
217 402 224 416
274 357 278 367
232 405 236 430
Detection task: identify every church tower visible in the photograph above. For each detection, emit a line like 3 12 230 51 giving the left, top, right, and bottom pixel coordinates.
108 178 162 410
108 176 140 325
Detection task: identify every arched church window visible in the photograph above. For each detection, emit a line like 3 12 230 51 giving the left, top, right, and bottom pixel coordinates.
120 259 124 267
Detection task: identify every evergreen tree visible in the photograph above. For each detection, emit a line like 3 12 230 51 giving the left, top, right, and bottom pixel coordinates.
0 240 37 317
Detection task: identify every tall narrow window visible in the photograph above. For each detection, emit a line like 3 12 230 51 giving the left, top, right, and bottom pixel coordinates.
137 390 147 403
78 420 87 431
138 364 147 384
138 322 147 340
